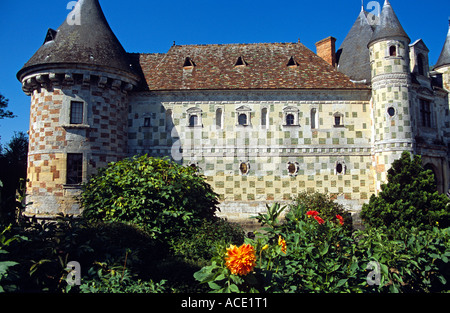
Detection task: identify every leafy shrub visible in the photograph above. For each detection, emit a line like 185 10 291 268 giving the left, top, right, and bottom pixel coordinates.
80 155 219 240
195 201 450 293
361 152 450 230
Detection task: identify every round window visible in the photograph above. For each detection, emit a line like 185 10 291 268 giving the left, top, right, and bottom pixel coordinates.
336 163 343 174
240 162 249 175
288 162 297 175
387 107 396 117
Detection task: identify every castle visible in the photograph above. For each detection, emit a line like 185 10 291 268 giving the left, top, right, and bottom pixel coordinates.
17 0 450 223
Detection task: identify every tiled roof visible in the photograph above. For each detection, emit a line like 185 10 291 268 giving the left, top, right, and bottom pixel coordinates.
131 42 367 91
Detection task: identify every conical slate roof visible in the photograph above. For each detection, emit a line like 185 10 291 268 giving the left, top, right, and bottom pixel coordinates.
336 8 375 83
17 0 135 80
369 0 410 46
434 22 450 70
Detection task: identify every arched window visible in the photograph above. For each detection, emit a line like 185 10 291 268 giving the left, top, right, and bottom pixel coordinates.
216 108 223 129
261 108 268 127
238 113 248 126
189 115 198 127
311 108 318 129
286 114 295 126
389 45 397 57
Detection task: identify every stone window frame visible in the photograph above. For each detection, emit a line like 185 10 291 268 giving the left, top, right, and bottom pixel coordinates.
261 107 268 129
215 106 224 130
335 160 347 175
61 96 90 129
66 153 84 186
282 106 300 127
310 107 319 129
236 105 252 127
287 161 300 176
333 112 345 128
186 107 203 128
386 41 403 59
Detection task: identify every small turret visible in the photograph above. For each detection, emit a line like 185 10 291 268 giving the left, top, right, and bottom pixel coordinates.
17 0 140 217
434 20 450 92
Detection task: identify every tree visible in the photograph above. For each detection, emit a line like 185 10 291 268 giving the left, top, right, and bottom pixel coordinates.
361 152 450 229
0 94 15 120
0 132 28 224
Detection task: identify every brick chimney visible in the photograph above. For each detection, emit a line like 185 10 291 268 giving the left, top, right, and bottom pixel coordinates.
315 36 337 67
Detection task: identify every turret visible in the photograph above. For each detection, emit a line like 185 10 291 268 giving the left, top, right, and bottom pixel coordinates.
17 0 140 217
434 20 450 91
368 0 413 191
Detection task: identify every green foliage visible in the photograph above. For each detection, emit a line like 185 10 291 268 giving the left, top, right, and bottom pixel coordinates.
0 94 15 120
80 155 219 240
0 225 22 292
361 152 450 229
195 199 450 293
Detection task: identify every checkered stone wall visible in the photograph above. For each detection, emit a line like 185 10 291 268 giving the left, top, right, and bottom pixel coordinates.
128 90 374 221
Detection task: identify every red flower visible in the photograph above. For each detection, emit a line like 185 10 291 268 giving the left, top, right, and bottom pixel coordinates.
306 210 319 217
314 216 325 225
336 215 344 225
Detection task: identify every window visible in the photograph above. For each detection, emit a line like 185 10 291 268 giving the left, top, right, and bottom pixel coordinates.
335 161 346 175
387 107 396 117
236 106 252 126
287 162 299 176
287 56 299 67
187 107 202 127
189 115 199 127
417 54 426 76
239 162 250 175
234 56 248 67
70 101 83 124
334 112 344 127
389 45 397 57
216 108 223 129
310 108 318 129
261 108 268 128
238 113 248 126
144 117 151 127
66 153 83 185
420 99 432 128
283 106 299 126
165 109 173 131
183 57 196 69
286 114 295 126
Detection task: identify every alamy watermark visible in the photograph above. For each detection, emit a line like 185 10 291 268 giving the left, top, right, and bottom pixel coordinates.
66 1 81 26
366 260 381 286
66 261 81 286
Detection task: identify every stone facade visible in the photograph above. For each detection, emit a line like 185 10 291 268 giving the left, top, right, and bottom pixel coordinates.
17 0 450 223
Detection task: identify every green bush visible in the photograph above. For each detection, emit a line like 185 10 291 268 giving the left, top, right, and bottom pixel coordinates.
361 152 450 230
195 201 450 293
80 155 219 240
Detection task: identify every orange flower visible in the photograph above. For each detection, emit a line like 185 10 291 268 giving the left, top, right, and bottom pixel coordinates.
278 236 287 254
306 210 319 217
336 214 344 225
225 244 257 276
314 216 325 225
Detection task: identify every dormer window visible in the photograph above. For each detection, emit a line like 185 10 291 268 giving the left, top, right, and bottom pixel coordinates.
44 28 57 44
234 56 248 67
183 57 196 69
287 56 299 67
389 45 397 57
417 53 426 76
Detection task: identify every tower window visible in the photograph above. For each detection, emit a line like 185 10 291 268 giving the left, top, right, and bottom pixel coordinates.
66 153 83 185
70 101 84 124
335 161 346 175
389 45 397 57
387 107 396 117
287 162 299 176
143 117 151 127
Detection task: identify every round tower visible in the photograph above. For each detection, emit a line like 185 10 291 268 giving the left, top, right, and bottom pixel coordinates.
434 20 450 91
17 0 140 217
368 0 413 191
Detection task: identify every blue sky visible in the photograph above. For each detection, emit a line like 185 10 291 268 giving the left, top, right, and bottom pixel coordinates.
0 0 448 146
